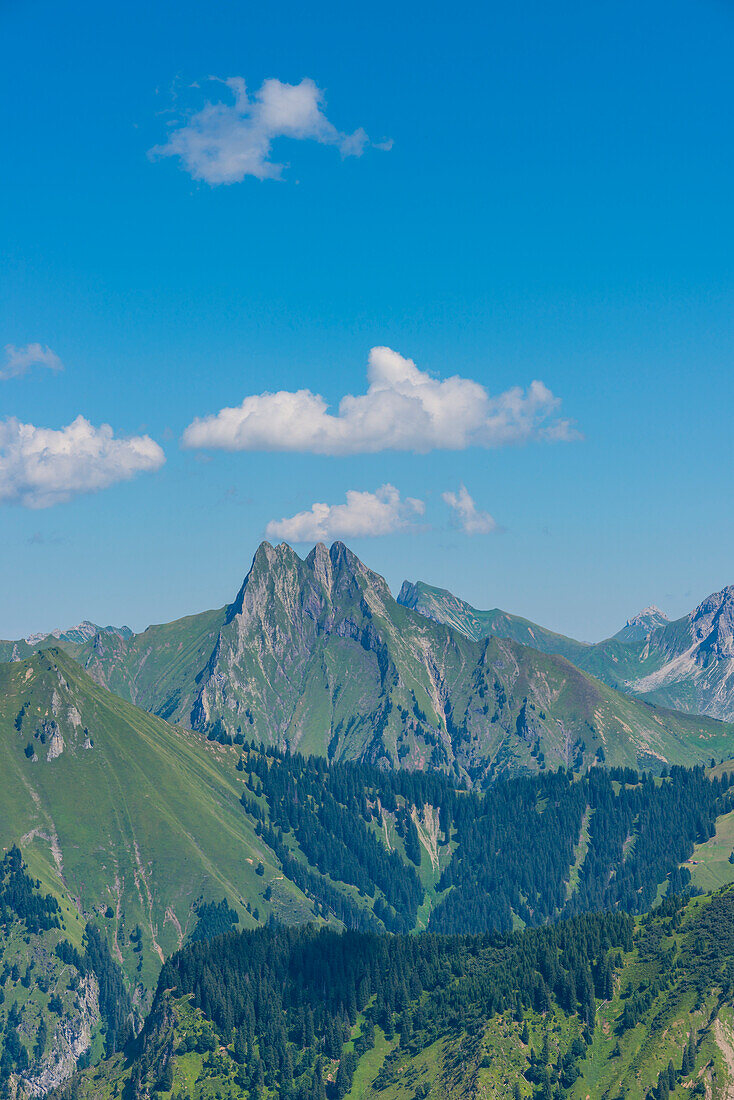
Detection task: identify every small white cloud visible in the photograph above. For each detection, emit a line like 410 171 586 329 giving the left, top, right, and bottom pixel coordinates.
150 76 384 185
2 344 63 381
442 485 497 535
182 345 579 455
0 416 165 508
265 484 424 542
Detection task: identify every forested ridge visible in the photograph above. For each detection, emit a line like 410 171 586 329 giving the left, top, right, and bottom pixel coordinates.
238 745 732 934
0 850 133 1090
55 888 734 1100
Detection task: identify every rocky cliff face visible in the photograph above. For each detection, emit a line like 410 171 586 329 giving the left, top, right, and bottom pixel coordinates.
683 586 734 661
18 974 100 1098
626 586 734 719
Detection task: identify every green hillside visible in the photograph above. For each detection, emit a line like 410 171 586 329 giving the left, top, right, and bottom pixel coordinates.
5 682 734 1095
55 886 734 1100
0 648 312 994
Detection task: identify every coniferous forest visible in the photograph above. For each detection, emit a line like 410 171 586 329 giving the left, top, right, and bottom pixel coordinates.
239 746 730 934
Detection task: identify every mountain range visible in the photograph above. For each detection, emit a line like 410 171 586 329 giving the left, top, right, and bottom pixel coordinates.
399 576 734 722
0 622 132 665
5 540 729 782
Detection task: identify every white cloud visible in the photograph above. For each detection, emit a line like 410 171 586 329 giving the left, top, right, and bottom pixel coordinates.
0 416 165 508
2 344 63 381
151 76 382 185
265 484 424 542
442 485 497 535
182 345 579 455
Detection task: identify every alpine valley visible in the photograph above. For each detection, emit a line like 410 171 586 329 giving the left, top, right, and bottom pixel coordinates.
4 543 734 1100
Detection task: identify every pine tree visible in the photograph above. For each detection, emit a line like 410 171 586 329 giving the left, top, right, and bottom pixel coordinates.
311 1058 326 1100
682 1031 696 1076
233 1027 247 1065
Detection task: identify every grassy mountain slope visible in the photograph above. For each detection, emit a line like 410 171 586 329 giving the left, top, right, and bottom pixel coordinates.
0 648 313 994
72 542 734 780
59 887 734 1100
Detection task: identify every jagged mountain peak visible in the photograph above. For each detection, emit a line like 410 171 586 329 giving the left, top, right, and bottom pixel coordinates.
690 584 734 619
398 579 453 612
686 584 734 655
325 541 393 603
230 540 392 622
249 539 302 573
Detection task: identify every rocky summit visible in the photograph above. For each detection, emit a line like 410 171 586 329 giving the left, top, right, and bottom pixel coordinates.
612 605 670 644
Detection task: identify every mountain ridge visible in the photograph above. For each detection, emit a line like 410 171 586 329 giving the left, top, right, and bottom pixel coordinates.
63 542 734 779
400 574 734 723
0 622 132 665
5 542 734 775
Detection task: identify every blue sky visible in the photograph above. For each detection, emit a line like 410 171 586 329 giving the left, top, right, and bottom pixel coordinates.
1 0 733 641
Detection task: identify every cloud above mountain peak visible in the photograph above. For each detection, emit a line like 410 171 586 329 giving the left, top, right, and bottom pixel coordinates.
182 346 580 455
265 483 424 542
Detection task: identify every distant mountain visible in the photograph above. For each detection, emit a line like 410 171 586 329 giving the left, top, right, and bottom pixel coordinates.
72 541 734 779
606 585 734 720
397 579 590 662
612 605 670 644
0 621 132 664
400 574 734 723
24 620 133 646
